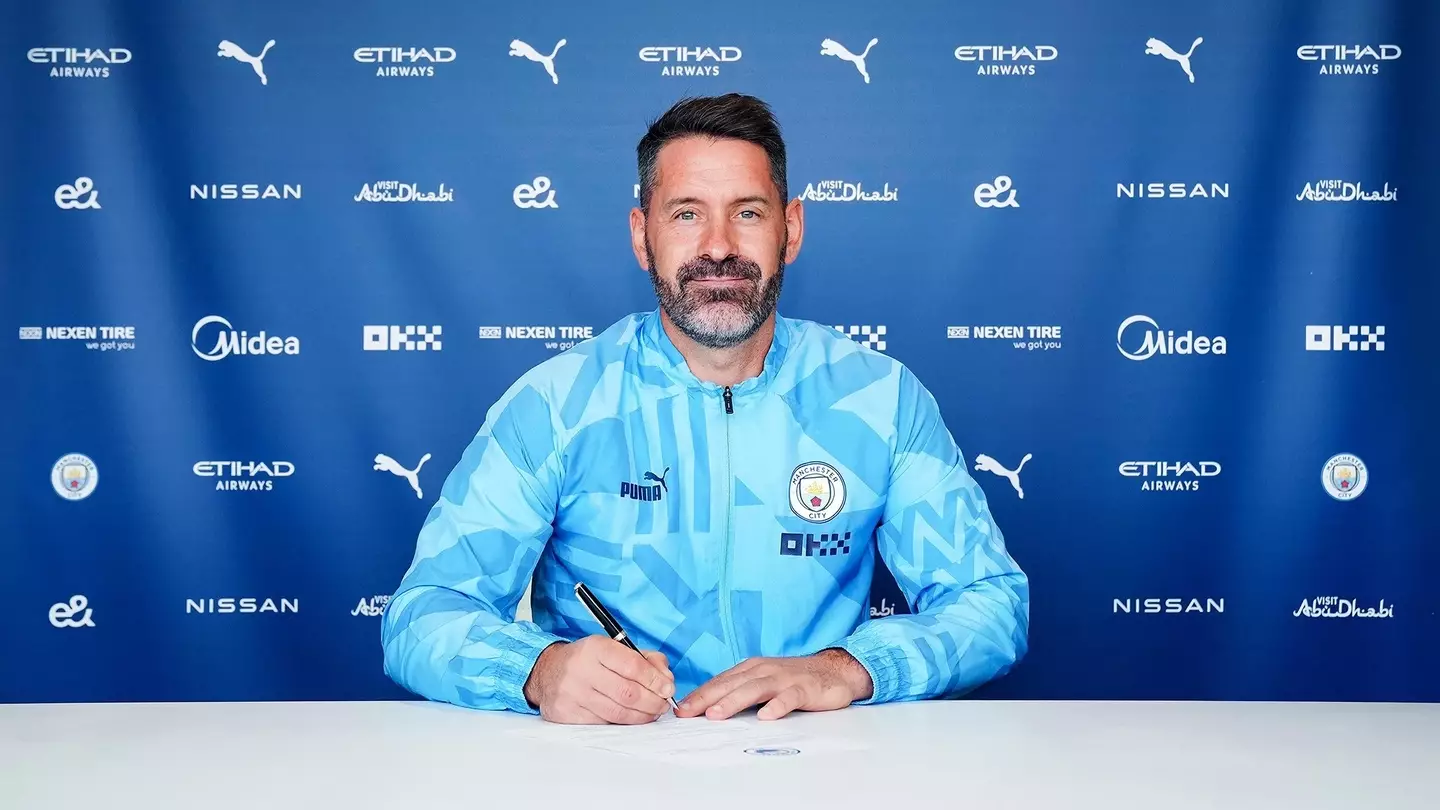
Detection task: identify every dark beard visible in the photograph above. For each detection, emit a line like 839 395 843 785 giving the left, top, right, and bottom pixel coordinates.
645 240 785 349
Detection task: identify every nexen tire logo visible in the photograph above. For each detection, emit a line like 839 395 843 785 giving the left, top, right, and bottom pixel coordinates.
1117 315 1226 360
192 315 300 360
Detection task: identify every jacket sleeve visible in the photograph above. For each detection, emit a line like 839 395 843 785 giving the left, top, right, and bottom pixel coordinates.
380 378 566 713
834 365 1030 704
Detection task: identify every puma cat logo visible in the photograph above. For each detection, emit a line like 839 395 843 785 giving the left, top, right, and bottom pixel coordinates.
643 466 669 492
218 39 275 85
1145 36 1203 84
374 452 431 499
821 37 879 84
621 465 668 501
509 38 566 84
974 453 1032 499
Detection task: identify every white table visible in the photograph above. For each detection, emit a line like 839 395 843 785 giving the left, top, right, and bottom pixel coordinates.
3 700 1436 809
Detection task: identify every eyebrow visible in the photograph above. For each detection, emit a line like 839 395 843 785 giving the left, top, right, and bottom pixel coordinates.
662 195 772 209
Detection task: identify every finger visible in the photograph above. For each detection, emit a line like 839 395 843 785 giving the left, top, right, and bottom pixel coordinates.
544 703 608 725
597 641 674 699
701 657 764 683
586 687 665 725
590 664 670 716
706 676 784 720
757 685 806 721
675 669 753 717
729 657 766 676
640 649 674 679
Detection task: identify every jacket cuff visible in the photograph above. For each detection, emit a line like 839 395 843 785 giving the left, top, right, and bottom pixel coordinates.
488 623 566 715
834 631 910 705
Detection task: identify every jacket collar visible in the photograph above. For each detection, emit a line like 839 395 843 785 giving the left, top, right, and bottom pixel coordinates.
639 308 791 399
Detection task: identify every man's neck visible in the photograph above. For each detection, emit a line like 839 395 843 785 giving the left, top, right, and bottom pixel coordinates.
660 312 776 387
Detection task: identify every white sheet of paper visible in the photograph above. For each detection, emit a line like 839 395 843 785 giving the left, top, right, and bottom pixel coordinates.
507 712 867 764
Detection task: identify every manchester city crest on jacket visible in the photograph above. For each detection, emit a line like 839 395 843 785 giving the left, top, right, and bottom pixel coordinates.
789 461 846 522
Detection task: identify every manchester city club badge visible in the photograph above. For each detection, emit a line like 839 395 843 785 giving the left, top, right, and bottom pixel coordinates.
1322 453 1367 501
789 461 846 523
52 453 98 500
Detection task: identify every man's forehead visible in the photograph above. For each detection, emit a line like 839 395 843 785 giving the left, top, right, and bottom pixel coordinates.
654 137 775 198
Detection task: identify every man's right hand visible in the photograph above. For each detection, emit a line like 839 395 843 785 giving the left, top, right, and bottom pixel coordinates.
523 636 676 724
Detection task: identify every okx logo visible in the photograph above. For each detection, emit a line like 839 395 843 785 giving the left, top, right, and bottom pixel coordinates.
1306 325 1384 352
363 325 442 351
780 531 852 557
621 467 668 501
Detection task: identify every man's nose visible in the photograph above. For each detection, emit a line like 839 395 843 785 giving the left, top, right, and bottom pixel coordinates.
698 218 740 263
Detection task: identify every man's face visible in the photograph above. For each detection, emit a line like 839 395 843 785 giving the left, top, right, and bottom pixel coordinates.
631 136 803 349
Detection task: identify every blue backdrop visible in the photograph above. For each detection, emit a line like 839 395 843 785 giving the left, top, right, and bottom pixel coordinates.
4 0 1437 704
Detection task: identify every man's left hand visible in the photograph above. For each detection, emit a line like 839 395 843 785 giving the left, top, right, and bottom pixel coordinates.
675 649 874 721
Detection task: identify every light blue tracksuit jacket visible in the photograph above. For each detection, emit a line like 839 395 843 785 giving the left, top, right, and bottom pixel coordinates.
381 309 1029 712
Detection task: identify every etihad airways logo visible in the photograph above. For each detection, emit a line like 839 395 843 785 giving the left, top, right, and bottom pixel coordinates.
1297 44 1400 75
1117 315 1227 360
354 47 456 77
194 461 294 492
954 45 1057 76
29 47 131 79
638 46 741 77
1119 461 1221 492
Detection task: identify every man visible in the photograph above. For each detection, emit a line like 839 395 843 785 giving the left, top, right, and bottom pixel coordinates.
381 93 1029 724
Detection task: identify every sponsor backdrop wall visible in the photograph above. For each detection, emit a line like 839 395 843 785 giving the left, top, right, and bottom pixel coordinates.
3 0 1437 704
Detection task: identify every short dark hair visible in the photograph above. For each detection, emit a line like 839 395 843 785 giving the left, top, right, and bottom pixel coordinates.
636 93 787 213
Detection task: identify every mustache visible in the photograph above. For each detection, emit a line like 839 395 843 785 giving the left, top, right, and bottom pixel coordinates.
676 255 763 285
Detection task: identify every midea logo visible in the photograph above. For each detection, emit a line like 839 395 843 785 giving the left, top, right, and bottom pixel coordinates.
1117 315 1227 361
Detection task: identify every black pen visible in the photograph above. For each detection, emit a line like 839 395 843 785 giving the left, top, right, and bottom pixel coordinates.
574 581 680 710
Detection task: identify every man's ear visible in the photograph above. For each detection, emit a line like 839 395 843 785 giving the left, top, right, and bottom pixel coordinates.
630 206 650 271
783 197 805 265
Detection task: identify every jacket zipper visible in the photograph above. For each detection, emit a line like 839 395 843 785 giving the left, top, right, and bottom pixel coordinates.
718 385 740 663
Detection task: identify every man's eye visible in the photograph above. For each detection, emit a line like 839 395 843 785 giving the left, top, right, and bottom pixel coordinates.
676 210 697 221
738 210 758 219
